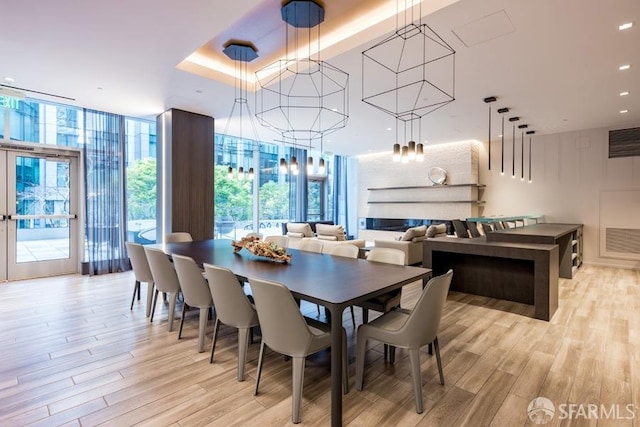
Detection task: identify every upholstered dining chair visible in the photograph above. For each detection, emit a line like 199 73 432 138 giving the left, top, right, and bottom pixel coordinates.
298 239 323 253
327 244 360 328
264 235 289 248
356 248 406 325
245 232 263 239
125 242 155 317
165 232 193 243
203 263 260 382
466 221 481 238
172 254 214 353
356 269 453 414
481 222 493 235
144 247 182 332
248 277 348 424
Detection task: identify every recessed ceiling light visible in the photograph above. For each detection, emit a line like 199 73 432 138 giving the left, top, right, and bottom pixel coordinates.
620 91 629 96
3 76 15 83
620 109 629 114
196 89 203 94
619 22 634 31
386 127 392 131
619 64 631 70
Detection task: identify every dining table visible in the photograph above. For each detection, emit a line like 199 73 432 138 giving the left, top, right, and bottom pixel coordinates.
159 238 432 426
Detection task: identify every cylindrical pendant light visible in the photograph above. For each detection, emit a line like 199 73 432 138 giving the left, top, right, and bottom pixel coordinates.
527 130 535 182
307 156 314 174
484 97 497 170
518 124 528 181
393 143 401 162
238 166 245 180
401 145 409 164
248 167 254 180
290 156 298 174
498 108 509 175
227 166 234 179
407 140 416 160
318 157 326 174
416 143 424 161
509 116 520 178
279 158 287 173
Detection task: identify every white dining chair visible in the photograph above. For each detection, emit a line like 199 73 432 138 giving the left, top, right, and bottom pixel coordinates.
298 239 323 253
264 235 289 248
248 276 348 424
327 244 360 328
203 263 260 382
356 270 453 413
172 254 214 353
144 246 181 332
165 232 193 243
125 242 155 317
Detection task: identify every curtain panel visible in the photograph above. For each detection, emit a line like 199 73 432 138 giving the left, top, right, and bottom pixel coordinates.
83 109 128 275
332 155 349 237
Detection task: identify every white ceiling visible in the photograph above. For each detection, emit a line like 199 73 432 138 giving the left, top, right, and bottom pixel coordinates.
1 0 639 157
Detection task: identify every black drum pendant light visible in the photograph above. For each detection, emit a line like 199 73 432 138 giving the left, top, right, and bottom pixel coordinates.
484 97 497 170
509 116 520 178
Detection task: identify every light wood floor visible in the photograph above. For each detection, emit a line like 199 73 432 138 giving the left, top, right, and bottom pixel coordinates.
0 265 638 426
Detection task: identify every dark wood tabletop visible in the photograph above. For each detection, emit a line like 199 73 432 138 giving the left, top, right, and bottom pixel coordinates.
159 238 432 426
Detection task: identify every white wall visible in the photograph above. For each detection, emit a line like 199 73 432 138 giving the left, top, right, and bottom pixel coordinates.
478 123 640 269
356 140 480 241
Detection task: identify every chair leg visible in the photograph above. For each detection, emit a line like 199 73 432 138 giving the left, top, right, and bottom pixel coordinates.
389 345 396 364
237 327 251 382
145 282 154 317
197 307 209 353
150 289 159 323
355 333 367 391
362 308 369 324
384 344 388 362
254 341 266 396
130 280 140 310
178 303 186 339
292 356 306 424
210 318 220 363
434 336 445 385
167 292 178 332
350 306 356 329
428 342 433 355
316 304 320 315
408 348 424 414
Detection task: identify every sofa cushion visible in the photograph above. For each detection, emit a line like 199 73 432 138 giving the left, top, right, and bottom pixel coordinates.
426 223 447 238
400 225 427 241
286 222 314 237
315 224 346 241
317 235 339 241
286 232 305 238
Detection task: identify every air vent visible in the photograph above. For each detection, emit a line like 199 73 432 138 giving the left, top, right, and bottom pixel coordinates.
609 127 640 158
606 228 640 254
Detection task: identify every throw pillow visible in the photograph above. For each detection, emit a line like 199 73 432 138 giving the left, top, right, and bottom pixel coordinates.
426 223 447 238
400 225 427 241
315 224 346 240
286 222 314 237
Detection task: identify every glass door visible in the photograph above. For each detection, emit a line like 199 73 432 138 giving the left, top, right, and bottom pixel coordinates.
0 150 6 280
3 150 79 280
307 178 325 221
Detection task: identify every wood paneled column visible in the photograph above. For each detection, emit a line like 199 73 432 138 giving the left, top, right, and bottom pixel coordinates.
156 108 214 241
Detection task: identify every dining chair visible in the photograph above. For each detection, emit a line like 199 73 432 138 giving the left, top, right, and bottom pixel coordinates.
203 263 260 382
264 235 289 248
248 277 348 424
452 219 469 238
466 221 481 238
355 269 453 414
357 247 406 324
493 221 504 230
165 232 193 243
245 231 263 239
143 247 182 332
480 222 493 235
327 244 360 328
125 242 155 317
298 239 323 253
172 254 214 353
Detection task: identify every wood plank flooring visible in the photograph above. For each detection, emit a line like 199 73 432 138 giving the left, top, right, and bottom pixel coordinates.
0 265 638 426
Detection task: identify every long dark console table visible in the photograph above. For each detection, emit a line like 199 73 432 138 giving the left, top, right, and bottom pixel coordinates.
424 238 558 321
486 223 583 279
